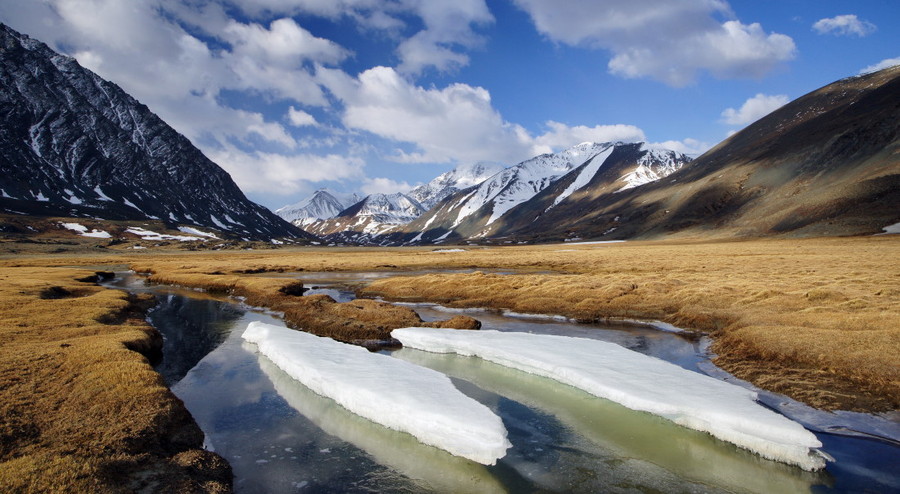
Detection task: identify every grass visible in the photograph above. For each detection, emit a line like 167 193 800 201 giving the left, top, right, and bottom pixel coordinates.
0 266 231 493
0 235 897 489
111 235 899 412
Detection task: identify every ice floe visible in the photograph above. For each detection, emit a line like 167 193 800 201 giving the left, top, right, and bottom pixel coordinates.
392 327 827 471
255 355 506 493
242 322 511 464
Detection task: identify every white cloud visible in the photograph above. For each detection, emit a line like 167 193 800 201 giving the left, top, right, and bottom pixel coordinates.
649 138 712 157
395 1 494 74
720 93 790 126
532 121 646 155
321 65 536 165
217 0 493 75
858 57 900 75
512 0 795 86
287 107 318 127
813 15 876 37
361 177 415 195
209 147 365 195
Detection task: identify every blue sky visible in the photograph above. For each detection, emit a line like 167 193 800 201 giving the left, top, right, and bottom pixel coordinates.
1 0 897 210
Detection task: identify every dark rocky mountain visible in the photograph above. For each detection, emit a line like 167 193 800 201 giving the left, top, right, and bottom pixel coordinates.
0 23 310 240
503 65 900 242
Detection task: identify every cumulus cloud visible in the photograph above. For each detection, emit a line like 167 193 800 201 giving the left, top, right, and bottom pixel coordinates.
532 121 646 155
813 15 876 37
361 177 415 195
512 0 795 86
216 0 493 75
320 65 535 165
209 147 365 195
858 57 900 75
720 93 790 126
649 138 712 157
286 107 318 127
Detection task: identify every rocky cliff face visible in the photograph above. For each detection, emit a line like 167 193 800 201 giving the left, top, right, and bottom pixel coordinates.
0 23 309 240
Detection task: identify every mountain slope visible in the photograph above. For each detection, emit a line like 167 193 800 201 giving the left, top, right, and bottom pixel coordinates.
398 142 690 242
305 192 425 242
408 161 506 210
511 66 900 242
0 23 308 240
275 189 361 227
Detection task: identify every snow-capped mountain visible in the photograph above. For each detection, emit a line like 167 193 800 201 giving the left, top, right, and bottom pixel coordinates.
453 142 612 228
275 189 361 227
395 142 691 243
408 161 506 210
304 192 425 241
0 24 306 240
618 147 690 191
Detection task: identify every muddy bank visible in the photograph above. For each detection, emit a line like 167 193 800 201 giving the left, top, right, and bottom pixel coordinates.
0 266 231 492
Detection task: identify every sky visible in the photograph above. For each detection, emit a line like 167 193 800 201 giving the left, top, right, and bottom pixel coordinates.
1 1 898 211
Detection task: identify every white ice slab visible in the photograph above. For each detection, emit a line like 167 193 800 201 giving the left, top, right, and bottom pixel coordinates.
392 327 827 471
242 322 511 465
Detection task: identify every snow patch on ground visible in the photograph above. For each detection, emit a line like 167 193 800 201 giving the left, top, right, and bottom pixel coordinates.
60 222 111 238
93 186 112 201
880 221 900 234
210 215 229 229
125 226 203 242
501 310 574 322
242 322 511 464
392 328 827 471
431 249 466 253
177 226 219 239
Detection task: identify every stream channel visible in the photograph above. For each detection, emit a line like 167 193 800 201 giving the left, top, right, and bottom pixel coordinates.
108 270 900 493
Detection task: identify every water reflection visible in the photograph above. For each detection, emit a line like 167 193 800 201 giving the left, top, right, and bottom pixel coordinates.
148 295 242 384
105 271 900 493
394 348 826 494
255 352 507 494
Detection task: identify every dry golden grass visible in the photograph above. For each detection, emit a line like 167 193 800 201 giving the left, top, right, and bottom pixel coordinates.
136 268 480 345
0 266 231 493
1 235 897 431
99 236 899 412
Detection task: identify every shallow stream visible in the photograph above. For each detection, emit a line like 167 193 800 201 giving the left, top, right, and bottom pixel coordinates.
109 272 899 493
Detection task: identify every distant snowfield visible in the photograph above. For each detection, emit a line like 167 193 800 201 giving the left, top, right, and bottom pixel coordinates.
60 222 111 238
242 322 511 465
392 328 827 471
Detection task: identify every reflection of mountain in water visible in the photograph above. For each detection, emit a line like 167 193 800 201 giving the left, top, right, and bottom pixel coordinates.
149 295 244 385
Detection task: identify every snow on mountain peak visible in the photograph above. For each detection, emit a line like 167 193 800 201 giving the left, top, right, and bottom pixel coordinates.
409 161 506 210
275 189 361 226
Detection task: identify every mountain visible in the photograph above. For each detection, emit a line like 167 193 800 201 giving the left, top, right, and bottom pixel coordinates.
408 161 506 210
304 192 425 243
275 189 361 227
0 23 308 240
503 65 900 242
396 141 691 243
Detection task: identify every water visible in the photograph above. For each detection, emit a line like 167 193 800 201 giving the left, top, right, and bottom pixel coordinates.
109 272 900 493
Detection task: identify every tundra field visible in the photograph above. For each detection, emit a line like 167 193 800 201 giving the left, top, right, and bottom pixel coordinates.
1 235 898 490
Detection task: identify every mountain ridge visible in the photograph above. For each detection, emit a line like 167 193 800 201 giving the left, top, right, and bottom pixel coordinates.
0 23 309 240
